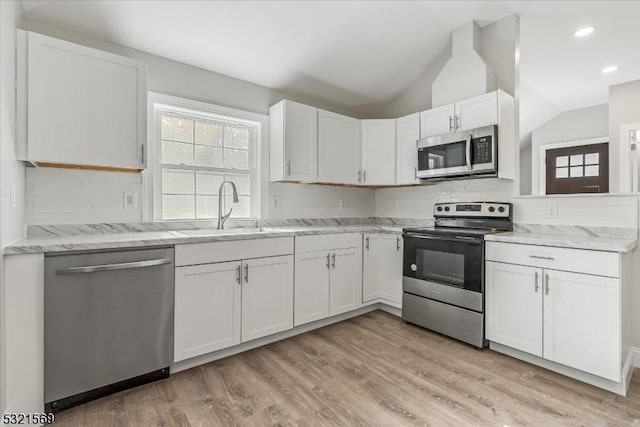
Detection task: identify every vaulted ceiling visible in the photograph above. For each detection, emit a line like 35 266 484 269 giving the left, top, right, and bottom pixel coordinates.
21 1 640 117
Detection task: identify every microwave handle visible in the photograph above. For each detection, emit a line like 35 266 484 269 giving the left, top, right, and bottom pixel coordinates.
465 134 472 170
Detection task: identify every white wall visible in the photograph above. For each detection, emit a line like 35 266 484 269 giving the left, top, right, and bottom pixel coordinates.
0 0 26 416
21 18 375 224
519 145 532 195
531 103 608 195
609 79 640 194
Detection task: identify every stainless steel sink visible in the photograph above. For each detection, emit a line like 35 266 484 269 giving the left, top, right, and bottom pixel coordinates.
175 228 267 236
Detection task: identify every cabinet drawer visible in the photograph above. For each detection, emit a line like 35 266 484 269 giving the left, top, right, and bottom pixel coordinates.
176 237 294 266
485 242 619 278
295 233 361 253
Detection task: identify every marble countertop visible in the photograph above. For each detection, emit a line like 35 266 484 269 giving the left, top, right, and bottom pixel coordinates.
3 225 403 255
484 232 637 252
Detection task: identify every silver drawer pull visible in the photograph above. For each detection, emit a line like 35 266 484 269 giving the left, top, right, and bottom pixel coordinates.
529 255 555 261
56 258 172 274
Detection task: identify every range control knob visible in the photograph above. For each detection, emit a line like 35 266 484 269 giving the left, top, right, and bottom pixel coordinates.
436 206 443 212
498 206 506 213
488 206 495 213
444 206 450 212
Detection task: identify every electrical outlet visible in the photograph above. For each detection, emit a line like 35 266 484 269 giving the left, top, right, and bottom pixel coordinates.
546 204 559 219
272 196 280 209
339 199 347 209
123 192 137 209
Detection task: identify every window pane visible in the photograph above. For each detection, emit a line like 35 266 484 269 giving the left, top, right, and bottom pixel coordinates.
224 148 249 169
570 166 584 177
556 156 569 167
196 171 224 195
556 167 569 178
225 173 251 195
225 126 249 149
196 195 219 219
585 165 599 177
224 195 251 217
162 140 193 165
163 195 194 219
585 153 599 165
570 154 583 166
162 116 193 142
163 170 194 194
195 145 223 168
195 121 222 146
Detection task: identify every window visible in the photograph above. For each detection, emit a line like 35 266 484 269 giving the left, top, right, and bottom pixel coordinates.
149 94 264 221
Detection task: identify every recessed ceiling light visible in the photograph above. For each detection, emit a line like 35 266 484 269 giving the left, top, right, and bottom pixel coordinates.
602 65 618 73
574 26 594 37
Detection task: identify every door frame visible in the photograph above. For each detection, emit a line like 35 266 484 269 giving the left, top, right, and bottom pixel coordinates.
538 136 608 195
618 122 640 193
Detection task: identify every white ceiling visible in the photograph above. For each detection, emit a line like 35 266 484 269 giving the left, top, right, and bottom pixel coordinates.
21 1 640 115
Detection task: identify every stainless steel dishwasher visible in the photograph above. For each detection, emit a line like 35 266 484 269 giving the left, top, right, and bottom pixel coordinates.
44 247 174 413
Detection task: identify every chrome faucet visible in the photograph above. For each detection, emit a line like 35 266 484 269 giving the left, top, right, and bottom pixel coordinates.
217 180 239 230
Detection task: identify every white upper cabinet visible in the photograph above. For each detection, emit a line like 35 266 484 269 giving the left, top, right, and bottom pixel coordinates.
395 113 420 185
17 30 147 170
269 100 318 182
419 103 455 138
318 110 361 184
454 91 498 132
361 119 396 185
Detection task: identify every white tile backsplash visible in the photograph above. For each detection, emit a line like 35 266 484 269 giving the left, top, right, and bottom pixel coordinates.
26 168 143 224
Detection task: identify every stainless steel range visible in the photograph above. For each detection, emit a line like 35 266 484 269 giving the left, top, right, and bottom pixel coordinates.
402 201 512 347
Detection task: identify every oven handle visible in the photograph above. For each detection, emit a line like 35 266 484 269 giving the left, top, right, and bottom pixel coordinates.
402 233 482 245
465 134 472 170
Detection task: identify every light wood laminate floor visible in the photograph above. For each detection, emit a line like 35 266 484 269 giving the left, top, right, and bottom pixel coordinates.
54 311 640 426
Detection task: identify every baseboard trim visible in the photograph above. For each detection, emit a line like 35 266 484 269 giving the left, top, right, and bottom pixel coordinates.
631 347 640 368
172 304 385 374
490 342 631 396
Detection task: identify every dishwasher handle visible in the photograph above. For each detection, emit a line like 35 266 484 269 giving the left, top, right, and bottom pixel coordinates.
55 258 173 275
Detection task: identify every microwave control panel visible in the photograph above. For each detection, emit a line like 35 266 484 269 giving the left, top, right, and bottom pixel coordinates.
472 136 493 164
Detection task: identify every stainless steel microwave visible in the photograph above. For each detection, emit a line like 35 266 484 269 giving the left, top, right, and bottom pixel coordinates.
417 125 497 179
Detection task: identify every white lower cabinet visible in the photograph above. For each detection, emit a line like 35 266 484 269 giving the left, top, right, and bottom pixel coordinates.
543 270 620 381
174 261 242 363
362 233 403 307
242 255 294 342
294 233 362 326
486 241 625 384
485 262 542 357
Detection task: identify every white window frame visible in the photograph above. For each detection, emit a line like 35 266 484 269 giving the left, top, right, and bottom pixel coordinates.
145 92 268 221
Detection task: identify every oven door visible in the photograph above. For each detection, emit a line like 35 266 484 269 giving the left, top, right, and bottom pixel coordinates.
402 232 484 311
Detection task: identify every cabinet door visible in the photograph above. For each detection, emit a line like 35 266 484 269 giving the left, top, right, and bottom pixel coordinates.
329 247 363 316
454 92 498 132
378 235 404 306
294 250 330 326
395 113 420 185
318 110 361 184
174 262 241 362
26 31 146 169
242 255 294 342
485 262 543 357
361 119 396 185
419 103 455 138
543 270 620 381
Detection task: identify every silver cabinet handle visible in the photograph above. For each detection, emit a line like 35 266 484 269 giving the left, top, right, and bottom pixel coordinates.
331 253 336 269
449 116 453 131
396 236 401 251
365 236 370 250
244 263 249 283
414 166 418 180
534 271 539 292
363 170 367 183
455 115 460 130
236 264 242 284
545 273 550 295
326 253 330 269
286 161 291 176
529 255 555 261
465 134 472 171
358 170 362 182
55 258 172 274
141 144 145 165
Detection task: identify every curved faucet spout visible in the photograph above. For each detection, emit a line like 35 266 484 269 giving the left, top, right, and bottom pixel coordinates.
217 180 239 230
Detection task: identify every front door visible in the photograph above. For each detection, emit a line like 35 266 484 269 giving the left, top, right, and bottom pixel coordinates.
545 142 609 194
